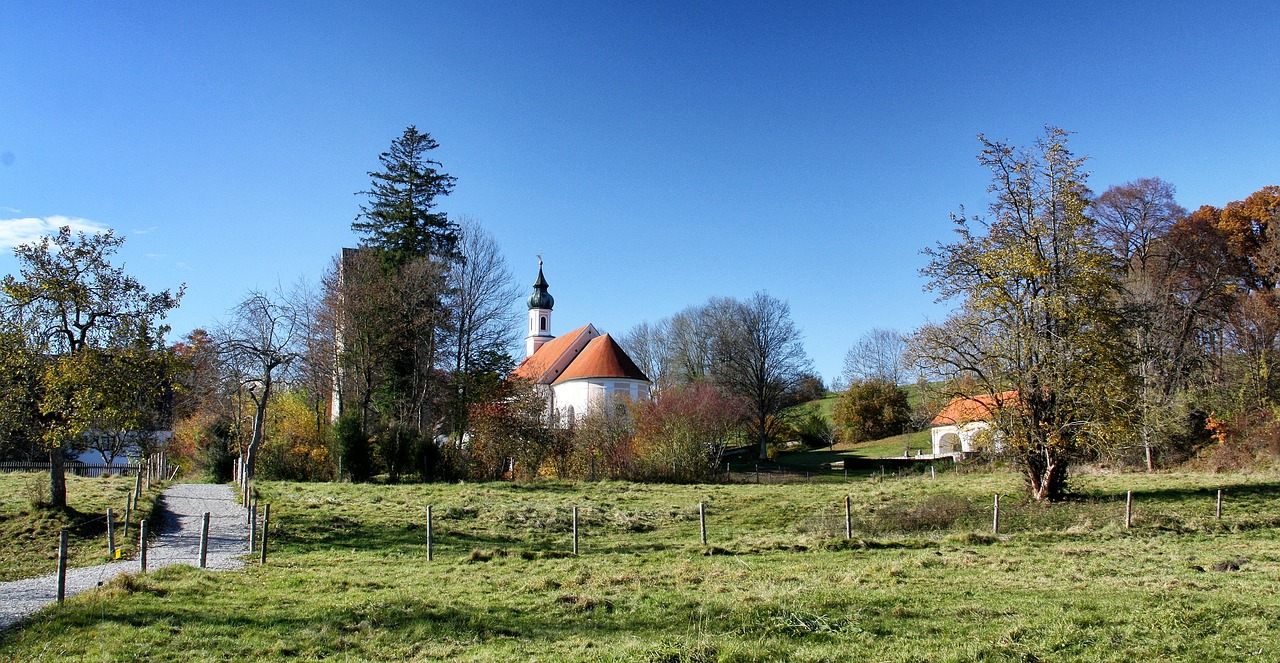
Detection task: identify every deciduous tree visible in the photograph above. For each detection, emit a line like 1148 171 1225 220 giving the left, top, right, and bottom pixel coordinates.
443 218 519 443
832 379 911 443
0 227 181 507
912 127 1131 502
219 290 304 481
711 292 813 461
840 328 908 387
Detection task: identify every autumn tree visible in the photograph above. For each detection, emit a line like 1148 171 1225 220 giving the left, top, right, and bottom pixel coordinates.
832 379 911 443
630 382 748 482
912 127 1132 502
1094 178 1190 469
466 378 554 480
620 319 673 391
0 227 181 507
170 329 240 480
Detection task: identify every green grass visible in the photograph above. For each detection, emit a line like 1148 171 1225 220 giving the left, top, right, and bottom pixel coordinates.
0 472 164 582
3 472 1279 660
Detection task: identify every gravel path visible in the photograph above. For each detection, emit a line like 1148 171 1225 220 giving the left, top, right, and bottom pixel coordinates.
0 483 250 632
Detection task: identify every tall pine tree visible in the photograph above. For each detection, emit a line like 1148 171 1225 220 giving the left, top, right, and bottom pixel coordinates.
353 126 459 267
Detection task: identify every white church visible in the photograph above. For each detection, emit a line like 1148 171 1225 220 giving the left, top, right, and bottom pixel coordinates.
511 262 651 421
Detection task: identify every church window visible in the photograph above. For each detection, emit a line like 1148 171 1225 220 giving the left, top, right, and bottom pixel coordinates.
540 316 547 331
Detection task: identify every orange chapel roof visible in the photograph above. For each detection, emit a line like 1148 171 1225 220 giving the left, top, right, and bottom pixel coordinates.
511 325 595 383
930 391 1019 426
552 333 650 384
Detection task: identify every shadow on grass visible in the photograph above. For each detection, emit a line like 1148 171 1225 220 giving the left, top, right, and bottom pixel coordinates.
1077 479 1280 504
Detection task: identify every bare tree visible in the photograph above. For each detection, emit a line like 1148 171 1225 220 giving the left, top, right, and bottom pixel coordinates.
1094 177 1185 274
840 328 908 387
711 292 813 460
620 318 672 390
444 218 520 441
219 290 304 481
668 298 735 384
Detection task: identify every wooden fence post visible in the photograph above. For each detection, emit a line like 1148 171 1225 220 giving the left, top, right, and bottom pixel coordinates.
260 504 270 565
1125 490 1133 529
426 505 433 561
572 506 579 556
930 465 936 480
134 471 142 500
107 507 116 558
249 501 257 553
699 502 707 545
57 529 68 603
140 520 149 572
199 512 211 568
844 496 852 540
1216 489 1223 521
992 493 1000 534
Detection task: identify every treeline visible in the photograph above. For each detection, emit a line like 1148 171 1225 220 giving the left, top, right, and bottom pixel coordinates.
859 127 1278 501
165 127 827 484
171 127 524 484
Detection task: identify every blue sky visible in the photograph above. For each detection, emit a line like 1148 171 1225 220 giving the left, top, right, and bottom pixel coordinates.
2 1 1277 383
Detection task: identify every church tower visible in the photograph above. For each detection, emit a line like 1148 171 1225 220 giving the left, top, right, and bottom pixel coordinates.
525 259 555 358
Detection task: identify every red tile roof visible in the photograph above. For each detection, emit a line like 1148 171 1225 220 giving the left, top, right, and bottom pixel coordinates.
930 391 1019 426
511 325 595 383
552 334 650 384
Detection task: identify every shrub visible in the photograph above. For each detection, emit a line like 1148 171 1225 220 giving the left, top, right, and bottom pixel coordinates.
333 413 373 482
832 379 912 443
867 492 973 533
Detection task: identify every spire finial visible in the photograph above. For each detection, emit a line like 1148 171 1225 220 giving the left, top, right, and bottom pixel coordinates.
537 252 543 267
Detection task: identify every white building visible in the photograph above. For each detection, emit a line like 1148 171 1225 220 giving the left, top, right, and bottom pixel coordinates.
929 391 1016 456
511 262 651 420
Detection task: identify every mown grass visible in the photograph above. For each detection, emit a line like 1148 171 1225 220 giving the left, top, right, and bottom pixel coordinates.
3 471 1279 661
0 472 165 582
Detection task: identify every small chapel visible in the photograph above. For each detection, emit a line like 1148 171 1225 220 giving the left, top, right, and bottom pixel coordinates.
511 261 651 421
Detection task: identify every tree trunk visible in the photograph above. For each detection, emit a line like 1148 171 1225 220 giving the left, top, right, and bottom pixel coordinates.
1024 446 1068 502
245 388 270 481
48 446 67 508
758 413 769 461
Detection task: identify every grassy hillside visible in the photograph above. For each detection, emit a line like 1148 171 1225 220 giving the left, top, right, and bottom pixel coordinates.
4 472 1280 661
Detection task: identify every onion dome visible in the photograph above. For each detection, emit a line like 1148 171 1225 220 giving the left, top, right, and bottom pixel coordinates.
527 261 554 310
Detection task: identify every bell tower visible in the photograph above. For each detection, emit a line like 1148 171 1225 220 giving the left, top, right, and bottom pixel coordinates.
525 258 555 357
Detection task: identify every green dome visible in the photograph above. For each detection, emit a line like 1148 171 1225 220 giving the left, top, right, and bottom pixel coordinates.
528 265 554 310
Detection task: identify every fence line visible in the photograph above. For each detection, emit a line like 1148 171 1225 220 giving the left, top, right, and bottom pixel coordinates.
0 462 140 478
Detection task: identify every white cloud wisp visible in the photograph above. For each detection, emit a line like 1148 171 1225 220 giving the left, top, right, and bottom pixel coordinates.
0 216 112 249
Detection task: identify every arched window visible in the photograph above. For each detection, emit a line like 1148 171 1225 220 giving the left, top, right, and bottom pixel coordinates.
540 316 547 331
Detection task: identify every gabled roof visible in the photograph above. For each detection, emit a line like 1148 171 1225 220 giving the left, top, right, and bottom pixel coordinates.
511 324 596 383
553 334 650 384
930 391 1019 426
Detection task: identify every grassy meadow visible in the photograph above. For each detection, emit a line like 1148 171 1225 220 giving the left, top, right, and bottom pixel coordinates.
3 470 1280 661
0 472 162 582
